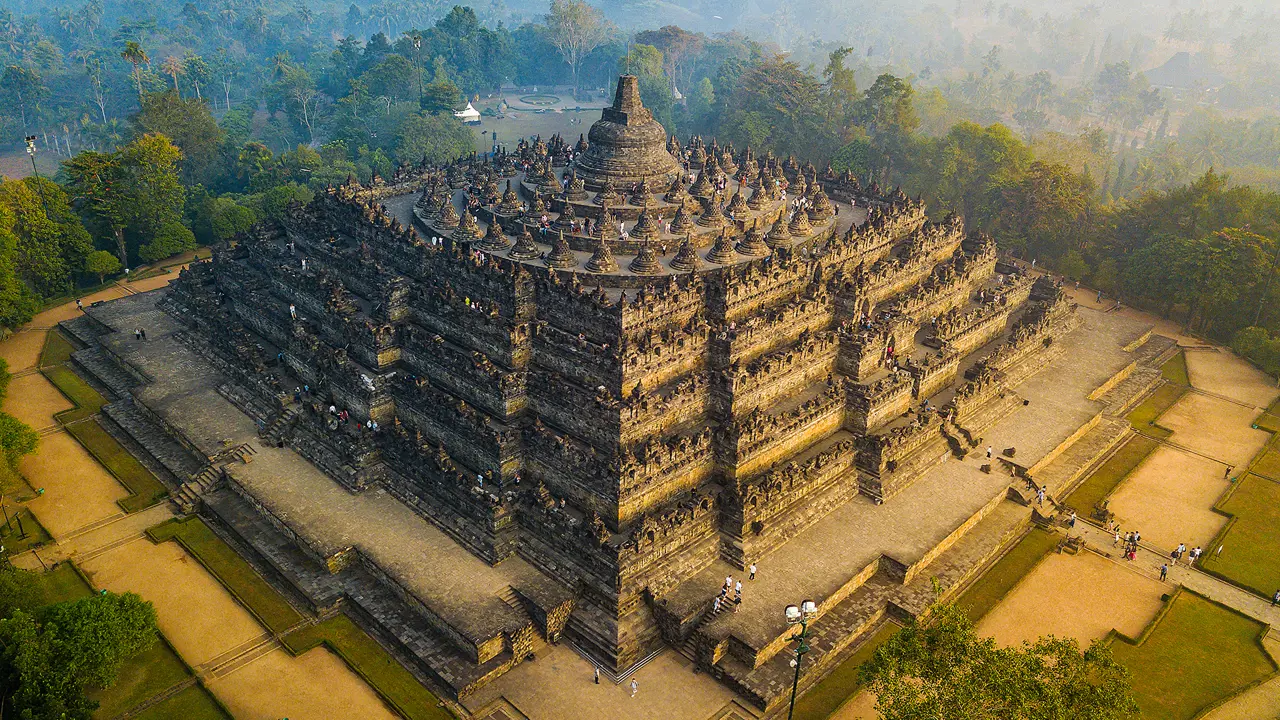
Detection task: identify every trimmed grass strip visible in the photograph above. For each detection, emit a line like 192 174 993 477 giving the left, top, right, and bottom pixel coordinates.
954 527 1060 622
147 517 303 634
1064 434 1159 514
1200 474 1280 599
42 364 106 422
129 683 229 720
0 505 52 554
1111 591 1276 720
1127 382 1186 439
65 419 167 512
33 562 94 606
38 330 76 368
1161 352 1190 385
1251 447 1280 479
790 622 899 720
282 613 454 720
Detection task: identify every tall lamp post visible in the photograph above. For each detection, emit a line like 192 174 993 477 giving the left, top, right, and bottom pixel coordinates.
411 33 424 111
24 135 49 211
784 599 817 720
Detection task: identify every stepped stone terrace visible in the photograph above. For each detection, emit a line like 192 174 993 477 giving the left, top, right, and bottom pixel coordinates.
61 76 1174 716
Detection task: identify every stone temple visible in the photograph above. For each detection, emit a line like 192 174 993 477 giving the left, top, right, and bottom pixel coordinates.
64 76 1172 716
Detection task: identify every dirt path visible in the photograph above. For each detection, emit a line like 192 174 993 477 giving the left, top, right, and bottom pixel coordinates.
5 273 399 720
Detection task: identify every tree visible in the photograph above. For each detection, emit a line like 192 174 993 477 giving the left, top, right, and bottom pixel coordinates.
546 0 610 99
393 111 473 167
0 66 47 131
160 56 184 95
84 249 121 283
183 54 209 101
821 47 858 138
207 198 255 241
634 25 703 94
271 66 322 143
719 55 832 160
0 591 158 719
120 41 149 105
132 92 226 186
856 74 920 179
0 178 94 299
861 600 1138 720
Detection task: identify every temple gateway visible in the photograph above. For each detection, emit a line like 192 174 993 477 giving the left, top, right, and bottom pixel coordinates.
64 76 1171 716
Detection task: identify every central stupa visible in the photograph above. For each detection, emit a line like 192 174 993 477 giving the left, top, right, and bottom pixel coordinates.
574 75 681 189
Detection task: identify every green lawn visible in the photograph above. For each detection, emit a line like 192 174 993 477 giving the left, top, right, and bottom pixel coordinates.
282 613 454 720
1111 591 1276 720
32 562 94 606
89 637 192 719
1200 474 1280 598
790 622 900 720
1065 435 1160 515
65 419 168 512
954 527 1060 622
147 517 304 634
128 684 229 720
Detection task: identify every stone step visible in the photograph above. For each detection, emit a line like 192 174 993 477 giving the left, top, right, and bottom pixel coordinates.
103 400 206 480
57 315 103 346
71 347 138 398
1101 366 1161 416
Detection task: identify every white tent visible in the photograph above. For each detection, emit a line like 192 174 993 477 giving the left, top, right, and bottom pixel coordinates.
454 102 482 124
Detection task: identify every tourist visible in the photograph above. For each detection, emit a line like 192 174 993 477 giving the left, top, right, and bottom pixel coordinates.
1160 564 1168 581
734 580 742 596
289 303 296 319
594 666 600 684
1272 589 1279 606
134 328 141 341
1191 546 1201 563
75 298 83 311
725 575 732 591
1113 530 1122 547
1068 511 1076 529
986 445 993 459
749 563 756 580
140 328 146 340
630 679 638 697
713 596 721 613
1035 486 1046 505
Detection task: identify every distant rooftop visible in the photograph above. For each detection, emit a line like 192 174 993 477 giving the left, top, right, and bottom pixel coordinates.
1144 51 1227 90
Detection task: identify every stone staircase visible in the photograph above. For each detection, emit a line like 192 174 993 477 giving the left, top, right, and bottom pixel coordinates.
497 585 548 657
102 399 206 480
259 406 299 448
175 464 225 513
71 347 139 398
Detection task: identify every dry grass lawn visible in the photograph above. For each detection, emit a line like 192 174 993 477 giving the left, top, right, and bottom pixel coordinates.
977 551 1167 648
3 373 72 428
21 431 127 537
0 330 47 372
206 647 399 720
1184 350 1279 408
1158 393 1270 470
78 539 268 667
1106 445 1230 552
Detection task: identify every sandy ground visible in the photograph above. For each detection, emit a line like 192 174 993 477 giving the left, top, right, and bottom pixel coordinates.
977 551 1167 647
1106 446 1230 553
1160 393 1271 470
1185 350 1280 409
0 330 47 372
831 691 879 720
78 538 269 667
207 647 399 720
3 373 71 429
466 646 738 720
21 432 128 537
1199 633 1280 720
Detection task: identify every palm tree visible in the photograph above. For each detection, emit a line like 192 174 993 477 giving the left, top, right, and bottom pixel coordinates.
162 55 184 95
121 40 149 105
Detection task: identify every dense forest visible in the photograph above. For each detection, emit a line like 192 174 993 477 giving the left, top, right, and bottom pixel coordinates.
0 0 1279 482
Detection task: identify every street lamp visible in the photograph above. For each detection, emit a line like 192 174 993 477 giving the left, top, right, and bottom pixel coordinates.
784 599 817 720
24 135 49 210
410 33 424 111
